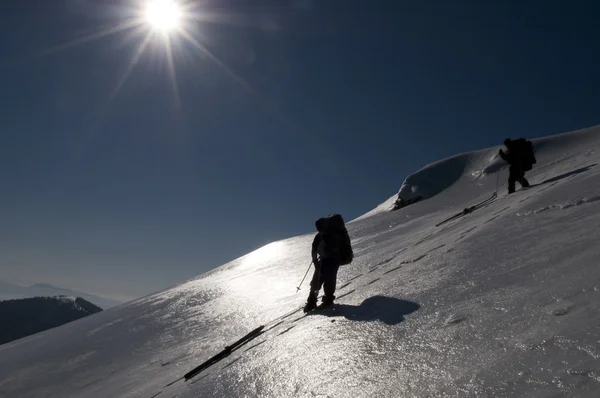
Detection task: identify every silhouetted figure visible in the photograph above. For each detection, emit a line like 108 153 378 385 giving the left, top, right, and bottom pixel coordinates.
304 214 353 313
499 138 536 194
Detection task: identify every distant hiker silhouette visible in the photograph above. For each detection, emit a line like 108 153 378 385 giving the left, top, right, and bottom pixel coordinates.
304 214 353 313
499 138 536 194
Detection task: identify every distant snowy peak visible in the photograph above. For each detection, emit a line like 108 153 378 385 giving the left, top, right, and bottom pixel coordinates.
355 124 600 221
53 296 102 314
0 281 123 309
0 296 102 346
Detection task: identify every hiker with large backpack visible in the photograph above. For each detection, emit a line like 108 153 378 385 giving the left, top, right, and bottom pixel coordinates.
304 214 353 313
499 138 536 194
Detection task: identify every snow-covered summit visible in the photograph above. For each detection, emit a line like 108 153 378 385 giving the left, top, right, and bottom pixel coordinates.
1 125 600 397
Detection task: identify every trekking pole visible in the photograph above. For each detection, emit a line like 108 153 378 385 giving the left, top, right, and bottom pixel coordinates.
296 261 313 292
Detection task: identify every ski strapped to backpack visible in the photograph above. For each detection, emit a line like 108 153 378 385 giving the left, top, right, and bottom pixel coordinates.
317 214 354 265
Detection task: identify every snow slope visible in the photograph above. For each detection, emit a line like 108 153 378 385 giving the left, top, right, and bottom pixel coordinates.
1 126 600 397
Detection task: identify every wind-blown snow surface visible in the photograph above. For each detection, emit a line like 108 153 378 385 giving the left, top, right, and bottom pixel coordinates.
2 126 600 397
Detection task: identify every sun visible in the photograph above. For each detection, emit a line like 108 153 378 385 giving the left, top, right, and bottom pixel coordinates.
40 0 254 119
145 0 182 33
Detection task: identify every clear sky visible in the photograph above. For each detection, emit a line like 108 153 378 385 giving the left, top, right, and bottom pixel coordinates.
1 0 599 302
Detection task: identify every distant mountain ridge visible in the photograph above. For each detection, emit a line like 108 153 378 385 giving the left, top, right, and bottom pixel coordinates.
0 281 122 309
0 296 103 346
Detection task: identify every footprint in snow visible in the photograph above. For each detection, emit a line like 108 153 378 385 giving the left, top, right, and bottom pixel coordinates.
446 315 467 325
552 307 571 317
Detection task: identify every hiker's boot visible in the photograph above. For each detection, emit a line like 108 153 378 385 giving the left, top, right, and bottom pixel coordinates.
320 295 336 308
521 178 530 188
303 293 318 313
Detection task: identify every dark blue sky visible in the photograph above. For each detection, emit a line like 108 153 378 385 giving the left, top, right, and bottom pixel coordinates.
1 0 599 301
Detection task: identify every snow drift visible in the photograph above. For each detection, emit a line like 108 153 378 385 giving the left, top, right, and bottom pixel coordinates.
1 125 600 397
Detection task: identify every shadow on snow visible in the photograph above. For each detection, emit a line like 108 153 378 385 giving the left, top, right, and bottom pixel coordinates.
534 164 597 186
311 295 420 325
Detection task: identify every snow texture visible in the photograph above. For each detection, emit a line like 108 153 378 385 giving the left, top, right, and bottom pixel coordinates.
1 126 600 397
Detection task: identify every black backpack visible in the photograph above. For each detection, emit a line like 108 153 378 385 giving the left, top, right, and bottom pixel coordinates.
317 214 354 265
520 139 536 171
511 138 536 171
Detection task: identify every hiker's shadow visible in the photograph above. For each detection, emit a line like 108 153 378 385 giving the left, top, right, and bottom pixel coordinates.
315 295 420 325
531 164 597 187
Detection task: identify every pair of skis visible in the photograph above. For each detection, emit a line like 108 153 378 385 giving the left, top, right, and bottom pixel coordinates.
435 191 498 227
182 325 265 381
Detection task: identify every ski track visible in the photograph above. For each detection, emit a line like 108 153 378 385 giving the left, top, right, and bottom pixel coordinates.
222 357 242 369
414 234 434 246
429 244 446 253
244 339 267 352
336 289 356 300
492 206 511 216
382 265 403 275
484 215 500 224
337 281 352 290
396 247 408 255
376 257 395 266
345 274 363 283
455 226 478 242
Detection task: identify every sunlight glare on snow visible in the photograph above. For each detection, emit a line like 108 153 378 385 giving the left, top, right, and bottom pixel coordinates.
242 241 285 268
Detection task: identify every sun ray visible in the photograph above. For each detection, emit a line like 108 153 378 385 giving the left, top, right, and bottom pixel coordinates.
186 11 276 30
164 35 182 109
39 20 140 57
178 30 254 94
107 30 154 105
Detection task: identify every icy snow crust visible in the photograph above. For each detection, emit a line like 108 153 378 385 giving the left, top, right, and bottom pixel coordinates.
2 126 600 397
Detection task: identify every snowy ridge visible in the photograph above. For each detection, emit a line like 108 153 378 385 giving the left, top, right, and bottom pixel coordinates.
1 125 600 397
355 125 600 222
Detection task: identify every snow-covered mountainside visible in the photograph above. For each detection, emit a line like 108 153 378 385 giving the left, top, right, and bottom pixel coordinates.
0 296 102 346
1 126 600 397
